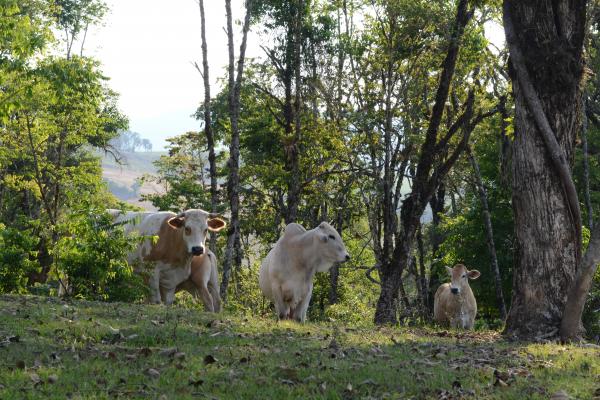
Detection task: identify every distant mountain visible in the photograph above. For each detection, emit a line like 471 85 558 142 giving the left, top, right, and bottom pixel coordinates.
101 151 165 210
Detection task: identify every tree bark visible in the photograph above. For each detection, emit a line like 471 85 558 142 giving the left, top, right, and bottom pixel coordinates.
503 0 586 339
467 146 507 320
427 184 445 313
285 0 304 224
561 222 600 341
221 0 251 300
582 100 593 230
416 226 428 314
198 0 218 253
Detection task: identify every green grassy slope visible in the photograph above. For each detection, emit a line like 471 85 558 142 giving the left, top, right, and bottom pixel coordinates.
0 295 598 399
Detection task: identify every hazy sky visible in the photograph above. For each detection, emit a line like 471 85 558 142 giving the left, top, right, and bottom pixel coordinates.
85 1 505 151
85 0 259 150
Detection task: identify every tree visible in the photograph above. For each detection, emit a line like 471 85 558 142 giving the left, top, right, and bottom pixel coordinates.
0 0 127 284
221 0 252 300
502 0 587 339
197 0 219 252
140 132 212 211
373 0 497 324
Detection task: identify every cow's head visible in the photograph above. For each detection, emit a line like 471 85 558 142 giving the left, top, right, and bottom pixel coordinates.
316 222 351 263
445 264 480 295
167 209 226 256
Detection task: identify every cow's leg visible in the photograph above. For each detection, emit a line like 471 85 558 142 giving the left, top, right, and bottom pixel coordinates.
207 283 220 313
162 286 177 305
293 283 313 323
148 267 162 304
198 284 214 312
208 255 221 312
271 282 289 320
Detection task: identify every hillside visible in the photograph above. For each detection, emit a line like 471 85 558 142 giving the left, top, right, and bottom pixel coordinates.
101 151 165 210
0 295 598 399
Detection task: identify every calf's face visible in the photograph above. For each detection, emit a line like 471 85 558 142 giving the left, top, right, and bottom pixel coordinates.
445 264 480 295
316 222 351 263
168 209 226 256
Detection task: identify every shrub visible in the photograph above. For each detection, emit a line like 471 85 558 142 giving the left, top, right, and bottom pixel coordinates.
0 223 40 293
52 207 146 302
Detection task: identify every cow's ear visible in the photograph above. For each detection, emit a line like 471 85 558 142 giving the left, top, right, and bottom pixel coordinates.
445 266 453 276
319 222 327 229
207 217 226 232
168 216 185 229
467 269 481 280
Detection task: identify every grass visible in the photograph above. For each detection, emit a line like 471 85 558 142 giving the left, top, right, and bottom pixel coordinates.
0 295 598 399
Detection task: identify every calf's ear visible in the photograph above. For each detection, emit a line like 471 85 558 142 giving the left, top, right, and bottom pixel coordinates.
467 269 481 280
168 216 185 229
445 266 453 276
207 217 227 232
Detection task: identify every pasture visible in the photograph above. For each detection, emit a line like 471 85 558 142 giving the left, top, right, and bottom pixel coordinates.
1 295 598 400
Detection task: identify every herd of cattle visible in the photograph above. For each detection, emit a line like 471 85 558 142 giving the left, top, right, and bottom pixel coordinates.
107 208 481 329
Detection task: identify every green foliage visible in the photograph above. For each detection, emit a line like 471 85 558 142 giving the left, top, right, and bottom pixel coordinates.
52 207 146 302
223 262 271 317
0 222 40 293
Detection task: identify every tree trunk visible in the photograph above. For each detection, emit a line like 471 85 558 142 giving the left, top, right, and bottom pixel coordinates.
285 0 303 224
467 146 507 320
416 226 428 314
427 184 445 313
503 0 586 339
582 100 593 230
221 0 251 301
561 222 600 341
329 208 344 305
198 0 218 253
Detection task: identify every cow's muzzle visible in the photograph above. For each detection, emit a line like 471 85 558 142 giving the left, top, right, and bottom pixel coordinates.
450 287 459 295
191 246 204 256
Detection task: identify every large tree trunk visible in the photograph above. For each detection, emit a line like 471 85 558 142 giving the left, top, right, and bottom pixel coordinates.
198 0 218 253
221 0 251 301
467 146 507 320
503 0 586 339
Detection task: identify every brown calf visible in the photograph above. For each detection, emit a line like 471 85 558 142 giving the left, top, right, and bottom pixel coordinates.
174 251 221 312
433 264 481 329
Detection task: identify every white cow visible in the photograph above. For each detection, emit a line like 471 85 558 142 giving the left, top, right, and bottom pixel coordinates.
433 264 481 329
111 209 226 305
259 222 350 322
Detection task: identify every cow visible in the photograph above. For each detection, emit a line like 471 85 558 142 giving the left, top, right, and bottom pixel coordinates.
172 252 221 312
259 222 350 322
433 264 481 329
111 209 226 305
